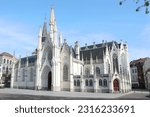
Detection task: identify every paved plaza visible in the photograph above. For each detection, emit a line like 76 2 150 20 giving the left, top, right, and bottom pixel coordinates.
0 88 150 100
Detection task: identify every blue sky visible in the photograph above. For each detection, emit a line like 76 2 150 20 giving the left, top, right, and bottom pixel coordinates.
0 0 150 61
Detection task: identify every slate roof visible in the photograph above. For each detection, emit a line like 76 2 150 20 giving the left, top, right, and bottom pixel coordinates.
21 55 37 65
15 55 37 68
80 41 119 61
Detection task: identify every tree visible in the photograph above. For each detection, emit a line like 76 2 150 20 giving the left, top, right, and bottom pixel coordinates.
119 0 150 14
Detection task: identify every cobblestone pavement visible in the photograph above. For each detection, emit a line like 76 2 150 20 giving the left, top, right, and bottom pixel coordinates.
0 88 149 100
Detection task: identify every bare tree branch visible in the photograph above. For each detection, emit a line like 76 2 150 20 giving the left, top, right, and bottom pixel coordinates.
119 0 150 14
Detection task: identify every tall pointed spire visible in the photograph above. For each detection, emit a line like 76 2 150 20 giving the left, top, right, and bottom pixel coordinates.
42 17 47 37
38 26 42 50
50 7 58 46
50 7 55 25
50 7 57 32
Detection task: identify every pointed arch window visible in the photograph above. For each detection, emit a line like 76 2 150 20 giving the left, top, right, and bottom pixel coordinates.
77 80 80 86
99 79 102 86
22 69 25 82
74 80 76 86
103 79 107 87
30 68 34 82
89 79 93 87
120 65 122 74
113 54 119 73
63 65 68 81
85 79 88 86
96 67 100 76
85 68 90 77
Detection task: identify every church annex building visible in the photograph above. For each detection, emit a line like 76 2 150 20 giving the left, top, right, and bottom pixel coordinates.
11 8 132 93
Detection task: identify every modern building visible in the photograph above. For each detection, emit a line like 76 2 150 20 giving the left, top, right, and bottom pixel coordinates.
130 57 150 89
11 8 131 93
0 52 17 87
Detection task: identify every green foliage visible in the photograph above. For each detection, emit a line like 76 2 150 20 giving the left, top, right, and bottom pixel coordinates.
119 0 150 14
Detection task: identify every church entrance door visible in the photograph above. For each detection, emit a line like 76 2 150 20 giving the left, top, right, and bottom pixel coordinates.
48 71 52 90
113 79 119 92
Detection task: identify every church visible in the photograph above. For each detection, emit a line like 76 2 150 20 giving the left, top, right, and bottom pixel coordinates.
11 8 132 93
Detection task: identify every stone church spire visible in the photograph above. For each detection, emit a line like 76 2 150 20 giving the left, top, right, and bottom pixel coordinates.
38 27 42 50
49 7 58 46
42 18 47 38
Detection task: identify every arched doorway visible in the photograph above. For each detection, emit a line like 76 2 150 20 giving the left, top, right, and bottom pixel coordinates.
48 71 52 90
113 79 119 92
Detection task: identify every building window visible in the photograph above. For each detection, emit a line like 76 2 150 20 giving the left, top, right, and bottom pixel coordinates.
85 68 90 77
120 65 122 74
7 60 9 64
3 59 6 64
10 61 12 65
3 66 5 70
103 79 107 87
85 79 88 86
74 80 76 86
113 54 119 73
99 79 102 86
30 68 34 81
0 68 1 72
63 65 68 81
22 69 25 82
77 80 80 86
6 66 8 74
96 67 100 76
89 79 93 87
108 64 110 73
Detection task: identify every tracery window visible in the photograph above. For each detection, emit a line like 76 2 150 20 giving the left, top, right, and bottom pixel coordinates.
85 68 90 77
77 80 80 86
30 68 34 81
74 80 76 86
99 79 102 86
113 54 119 73
96 67 100 76
89 79 93 87
85 79 88 86
63 65 68 81
103 79 107 87
108 64 110 73
22 69 25 82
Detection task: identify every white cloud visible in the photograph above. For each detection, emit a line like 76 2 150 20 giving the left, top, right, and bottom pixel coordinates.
0 19 37 57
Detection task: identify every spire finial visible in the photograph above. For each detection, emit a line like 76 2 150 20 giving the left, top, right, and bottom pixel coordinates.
44 16 47 23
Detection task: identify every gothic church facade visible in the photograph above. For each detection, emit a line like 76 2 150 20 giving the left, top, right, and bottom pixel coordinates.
11 8 131 93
